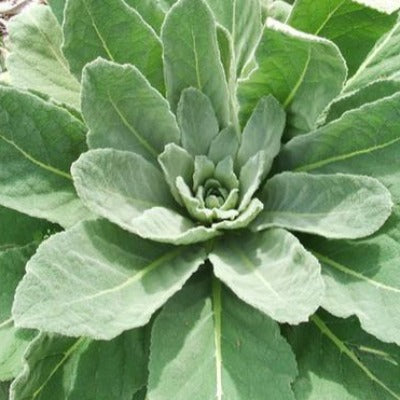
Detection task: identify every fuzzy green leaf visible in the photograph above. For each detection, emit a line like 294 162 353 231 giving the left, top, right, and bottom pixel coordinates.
82 59 180 163
303 208 400 345
237 96 285 168
0 87 90 228
47 0 66 23
148 276 297 400
6 5 80 109
0 246 37 381
238 18 347 138
13 220 206 339
345 18 400 93
205 0 262 73
288 0 397 75
254 172 392 239
325 79 400 123
63 0 164 91
287 312 400 400
124 0 165 32
10 329 147 400
278 93 400 202
177 88 219 156
208 126 239 164
209 229 323 324
161 0 230 126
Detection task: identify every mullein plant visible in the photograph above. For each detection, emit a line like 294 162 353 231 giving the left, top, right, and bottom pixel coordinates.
1 0 400 398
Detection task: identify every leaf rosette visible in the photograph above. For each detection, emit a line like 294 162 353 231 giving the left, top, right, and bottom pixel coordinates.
1 0 400 399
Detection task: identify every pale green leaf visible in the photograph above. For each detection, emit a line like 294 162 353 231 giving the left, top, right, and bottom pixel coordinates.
208 126 239 164
287 312 400 400
0 206 53 250
63 0 164 91
10 329 147 400
161 0 230 126
82 59 180 163
288 0 397 75
205 0 262 73
177 88 219 156
269 1 292 23
325 79 400 123
13 220 206 339
303 207 400 345
0 246 37 381
216 26 233 84
0 86 90 228
158 144 194 205
254 172 392 239
209 229 323 324
345 18 400 93
238 18 347 138
277 93 400 202
148 276 297 400
6 5 80 109
124 0 165 32
237 95 285 168
47 0 66 23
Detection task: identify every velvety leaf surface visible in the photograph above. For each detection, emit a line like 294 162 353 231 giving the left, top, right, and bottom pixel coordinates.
288 0 397 75
0 245 37 381
303 208 400 345
238 18 347 138
148 276 297 400
6 5 81 109
254 172 392 239
124 0 165 32
209 229 323 324
208 126 239 164
13 220 206 339
287 312 400 400
63 0 164 91
10 329 147 400
278 93 400 202
0 86 89 227
161 0 230 126
345 19 400 93
82 59 180 162
205 0 262 73
47 0 66 23
0 383 9 400
237 96 285 168
177 88 219 156
325 79 400 123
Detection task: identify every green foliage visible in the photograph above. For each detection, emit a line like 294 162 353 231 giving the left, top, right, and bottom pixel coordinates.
1 0 400 398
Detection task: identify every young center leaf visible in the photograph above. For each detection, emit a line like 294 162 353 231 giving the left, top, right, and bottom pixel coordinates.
254 172 392 239
13 220 206 339
148 276 298 400
209 229 324 324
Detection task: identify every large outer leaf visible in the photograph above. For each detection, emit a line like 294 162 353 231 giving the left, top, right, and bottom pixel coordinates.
345 19 400 93
72 149 219 245
254 172 392 239
238 18 347 138
161 0 230 126
124 0 165 32
288 0 397 75
0 246 37 381
63 0 164 91
82 59 180 163
278 93 400 202
287 312 400 400
148 276 297 400
0 86 89 228
303 208 400 345
47 0 66 23
10 329 147 400
13 220 206 339
205 0 262 74
6 5 80 109
209 229 323 324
